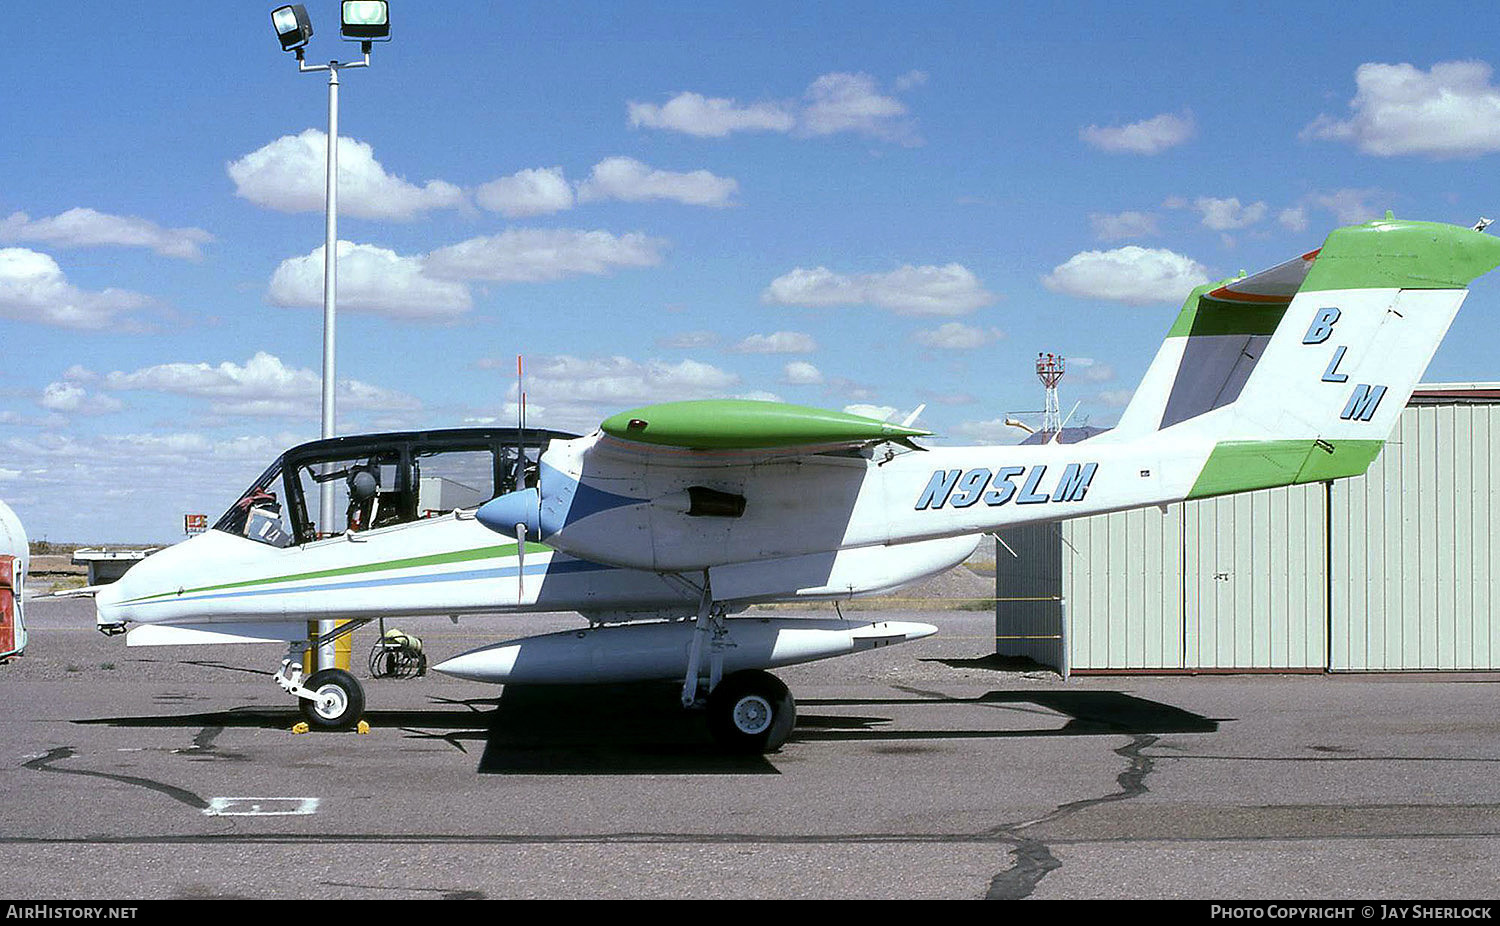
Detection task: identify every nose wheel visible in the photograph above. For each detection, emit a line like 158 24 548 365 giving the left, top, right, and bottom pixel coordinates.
298 668 366 731
707 669 796 753
277 655 367 732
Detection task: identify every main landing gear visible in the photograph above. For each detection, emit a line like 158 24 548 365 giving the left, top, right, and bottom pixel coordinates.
273 619 371 731
706 669 797 753
681 577 797 754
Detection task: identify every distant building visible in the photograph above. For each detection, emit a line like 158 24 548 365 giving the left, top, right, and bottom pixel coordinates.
995 384 1499 674
1019 426 1110 445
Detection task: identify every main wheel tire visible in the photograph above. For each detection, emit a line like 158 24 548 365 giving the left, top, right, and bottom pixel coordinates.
299 668 365 731
707 670 796 754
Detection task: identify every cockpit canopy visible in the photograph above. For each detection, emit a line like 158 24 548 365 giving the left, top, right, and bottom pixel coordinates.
214 427 576 547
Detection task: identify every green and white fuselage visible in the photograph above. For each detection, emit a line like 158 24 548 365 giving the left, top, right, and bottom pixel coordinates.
96 483 977 645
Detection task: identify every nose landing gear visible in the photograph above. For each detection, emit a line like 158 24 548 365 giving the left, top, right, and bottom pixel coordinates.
273 620 371 731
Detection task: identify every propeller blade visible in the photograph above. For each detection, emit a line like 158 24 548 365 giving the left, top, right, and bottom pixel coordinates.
516 522 526 603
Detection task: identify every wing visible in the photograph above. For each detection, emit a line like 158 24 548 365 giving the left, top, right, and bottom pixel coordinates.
600 399 929 453
476 399 931 572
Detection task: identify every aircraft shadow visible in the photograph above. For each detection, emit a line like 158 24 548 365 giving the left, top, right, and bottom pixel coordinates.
74 685 777 776
76 685 1217 774
792 690 1221 741
476 683 776 776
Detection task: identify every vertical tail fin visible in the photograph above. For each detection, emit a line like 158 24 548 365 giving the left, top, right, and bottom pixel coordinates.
1104 218 1500 495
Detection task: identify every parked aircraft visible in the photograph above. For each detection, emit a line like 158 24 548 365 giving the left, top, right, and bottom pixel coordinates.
97 216 1500 752
93 427 972 748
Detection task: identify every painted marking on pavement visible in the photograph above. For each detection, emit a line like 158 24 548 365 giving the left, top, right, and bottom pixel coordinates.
203 797 319 817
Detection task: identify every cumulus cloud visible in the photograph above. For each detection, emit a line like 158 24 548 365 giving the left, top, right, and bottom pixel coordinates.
475 167 574 217
763 263 996 316
736 390 784 403
1193 197 1268 231
1081 111 1195 155
913 322 1005 350
267 241 472 320
1303 189 1386 225
1302 60 1500 158
521 355 738 405
38 381 122 415
496 354 742 432
894 70 929 91
103 351 420 419
576 157 738 207
730 331 817 354
425 228 667 283
844 404 897 422
656 330 720 349
627 92 796 138
1042 246 1211 305
475 159 739 214
1279 207 1309 233
800 72 918 144
782 361 824 386
1089 211 1160 241
628 72 920 144
0 248 150 330
228 129 465 220
1071 357 1117 383
954 417 1027 445
0 208 212 260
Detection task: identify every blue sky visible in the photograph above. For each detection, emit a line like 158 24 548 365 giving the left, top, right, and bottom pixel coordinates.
4 1 1500 542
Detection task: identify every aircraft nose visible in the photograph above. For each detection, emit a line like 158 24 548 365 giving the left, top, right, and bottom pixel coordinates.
476 488 540 540
94 573 127 632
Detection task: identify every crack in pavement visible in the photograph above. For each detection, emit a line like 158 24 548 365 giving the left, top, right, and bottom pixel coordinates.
984 734 1158 900
23 746 210 810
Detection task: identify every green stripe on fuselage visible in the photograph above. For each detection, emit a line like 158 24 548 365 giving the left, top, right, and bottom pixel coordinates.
122 541 552 605
1187 439 1384 500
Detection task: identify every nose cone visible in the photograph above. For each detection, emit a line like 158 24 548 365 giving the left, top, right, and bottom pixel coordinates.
94 575 126 630
433 643 520 684
476 488 541 540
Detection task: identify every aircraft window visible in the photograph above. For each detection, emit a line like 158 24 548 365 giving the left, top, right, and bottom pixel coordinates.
413 449 495 516
293 451 405 539
213 460 294 547
497 443 544 495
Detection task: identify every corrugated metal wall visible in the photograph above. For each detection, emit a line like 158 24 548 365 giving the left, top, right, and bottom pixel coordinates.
1038 398 1496 673
1330 403 1499 670
1063 506 1184 669
1180 486 1327 670
992 522 1065 670
1059 486 1326 671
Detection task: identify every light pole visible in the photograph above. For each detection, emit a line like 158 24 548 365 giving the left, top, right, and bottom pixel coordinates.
271 2 391 671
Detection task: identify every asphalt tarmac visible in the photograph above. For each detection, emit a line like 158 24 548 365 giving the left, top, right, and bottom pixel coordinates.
3 597 1499 900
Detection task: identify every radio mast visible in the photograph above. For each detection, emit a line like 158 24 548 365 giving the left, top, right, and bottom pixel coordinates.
1036 352 1065 437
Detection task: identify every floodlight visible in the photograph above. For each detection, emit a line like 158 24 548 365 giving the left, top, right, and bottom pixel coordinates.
271 5 314 52
341 1 390 41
